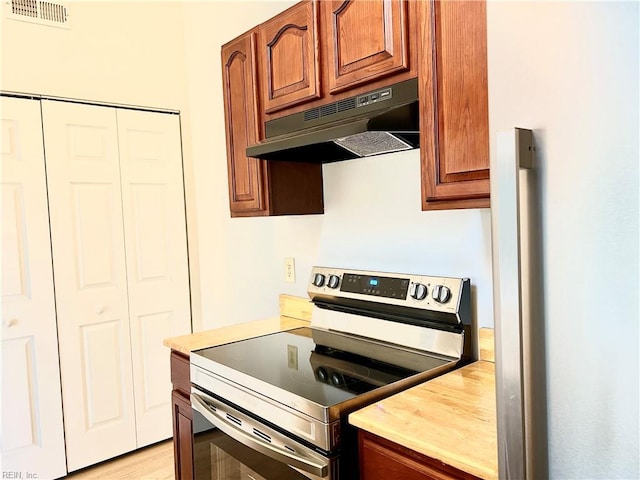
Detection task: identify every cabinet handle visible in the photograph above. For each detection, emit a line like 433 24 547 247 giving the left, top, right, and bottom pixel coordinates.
4 319 18 328
96 306 105 314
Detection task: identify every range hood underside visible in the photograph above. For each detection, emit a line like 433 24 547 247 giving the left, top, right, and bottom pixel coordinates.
246 79 420 164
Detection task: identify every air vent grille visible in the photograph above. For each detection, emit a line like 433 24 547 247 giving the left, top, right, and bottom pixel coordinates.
304 109 320 121
302 90 376 123
5 0 70 28
337 98 356 112
319 103 337 117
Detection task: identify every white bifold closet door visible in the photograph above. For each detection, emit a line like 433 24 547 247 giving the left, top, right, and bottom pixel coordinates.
41 100 191 471
1 97 67 479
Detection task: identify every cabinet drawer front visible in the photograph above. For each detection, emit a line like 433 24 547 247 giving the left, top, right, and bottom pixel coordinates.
171 350 191 394
260 0 321 114
324 0 410 94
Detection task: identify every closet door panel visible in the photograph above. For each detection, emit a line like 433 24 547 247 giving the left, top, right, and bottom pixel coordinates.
117 109 192 447
41 100 136 472
1 96 67 479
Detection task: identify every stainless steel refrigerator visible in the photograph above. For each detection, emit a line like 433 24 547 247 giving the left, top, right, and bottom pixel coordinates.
491 128 548 479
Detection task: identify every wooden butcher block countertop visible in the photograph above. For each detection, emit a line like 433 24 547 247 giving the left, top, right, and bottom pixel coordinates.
349 329 498 480
163 294 312 355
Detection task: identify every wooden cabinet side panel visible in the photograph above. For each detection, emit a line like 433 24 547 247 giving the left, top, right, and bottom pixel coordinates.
221 33 269 216
172 390 193 480
259 0 321 113
324 0 410 94
420 0 490 208
268 161 324 215
359 431 480 480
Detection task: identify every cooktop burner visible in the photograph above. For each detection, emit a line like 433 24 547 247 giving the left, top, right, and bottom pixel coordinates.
193 327 450 409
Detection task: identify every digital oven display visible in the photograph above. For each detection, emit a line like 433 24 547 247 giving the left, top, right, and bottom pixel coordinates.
340 274 409 299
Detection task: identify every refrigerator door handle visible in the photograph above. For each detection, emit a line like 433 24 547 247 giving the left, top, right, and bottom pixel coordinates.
491 128 535 480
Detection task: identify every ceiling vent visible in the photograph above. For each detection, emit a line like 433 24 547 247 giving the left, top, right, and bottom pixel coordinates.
4 0 70 29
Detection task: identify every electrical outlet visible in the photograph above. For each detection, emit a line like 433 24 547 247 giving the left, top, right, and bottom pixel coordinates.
284 257 295 283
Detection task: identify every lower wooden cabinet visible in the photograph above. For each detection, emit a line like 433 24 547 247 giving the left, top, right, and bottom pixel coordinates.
359 431 480 480
171 350 194 480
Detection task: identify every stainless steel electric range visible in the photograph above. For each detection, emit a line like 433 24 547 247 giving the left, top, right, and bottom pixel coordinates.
190 266 472 480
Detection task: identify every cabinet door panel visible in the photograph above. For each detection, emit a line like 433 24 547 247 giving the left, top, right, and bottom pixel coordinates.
359 431 480 480
1 97 67 479
324 0 409 93
117 109 192 447
259 0 320 113
420 0 490 209
222 32 268 216
172 390 194 480
42 100 137 471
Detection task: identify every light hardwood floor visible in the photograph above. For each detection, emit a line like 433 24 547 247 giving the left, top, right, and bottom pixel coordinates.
63 440 174 480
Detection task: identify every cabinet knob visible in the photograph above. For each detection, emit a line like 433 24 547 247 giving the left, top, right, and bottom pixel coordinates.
96 305 105 315
4 318 18 328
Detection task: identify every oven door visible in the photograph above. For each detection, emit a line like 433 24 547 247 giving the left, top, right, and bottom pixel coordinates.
191 388 337 480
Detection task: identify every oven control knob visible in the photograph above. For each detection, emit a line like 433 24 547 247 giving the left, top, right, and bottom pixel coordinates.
327 274 340 289
330 372 342 386
312 273 326 287
317 368 328 382
433 285 451 304
410 283 428 300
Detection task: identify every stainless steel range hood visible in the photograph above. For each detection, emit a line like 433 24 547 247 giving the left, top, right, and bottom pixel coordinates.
246 78 419 163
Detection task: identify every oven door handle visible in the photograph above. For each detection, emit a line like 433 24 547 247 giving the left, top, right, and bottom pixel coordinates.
191 392 329 478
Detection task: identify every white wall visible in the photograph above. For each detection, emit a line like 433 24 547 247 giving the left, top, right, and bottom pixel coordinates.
487 1 639 478
181 1 323 330
0 1 188 109
318 152 493 328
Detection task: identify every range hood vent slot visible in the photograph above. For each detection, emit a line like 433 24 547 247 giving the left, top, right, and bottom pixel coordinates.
247 78 419 163
304 109 320 121
337 97 357 112
5 0 70 28
303 97 358 122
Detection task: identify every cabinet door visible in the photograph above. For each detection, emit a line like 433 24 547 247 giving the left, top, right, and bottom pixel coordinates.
259 0 320 114
42 100 137 471
359 431 480 480
1 97 67 479
323 0 410 94
172 390 194 480
419 0 490 210
222 32 268 216
117 109 192 447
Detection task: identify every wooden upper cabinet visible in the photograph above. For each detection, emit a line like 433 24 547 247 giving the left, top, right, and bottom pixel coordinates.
419 0 490 210
323 0 410 94
258 1 321 114
221 31 323 217
221 32 268 216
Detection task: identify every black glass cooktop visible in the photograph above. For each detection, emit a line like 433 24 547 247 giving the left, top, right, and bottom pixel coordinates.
192 327 450 409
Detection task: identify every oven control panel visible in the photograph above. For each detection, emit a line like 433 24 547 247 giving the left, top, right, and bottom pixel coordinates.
308 266 469 317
